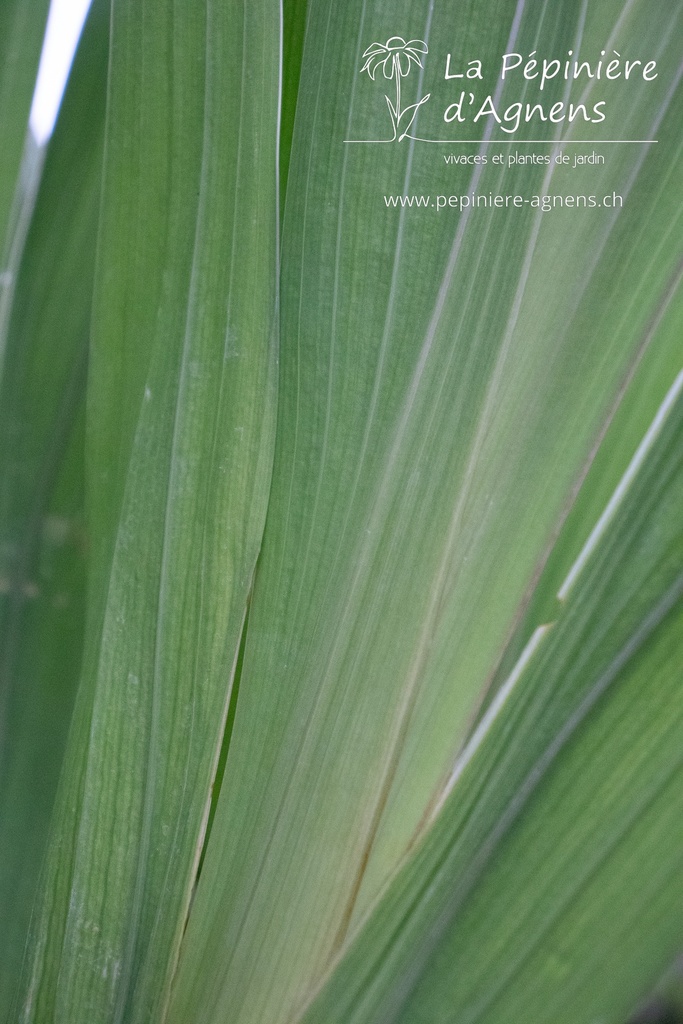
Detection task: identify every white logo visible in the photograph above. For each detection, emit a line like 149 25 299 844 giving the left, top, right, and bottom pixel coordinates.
360 37 430 141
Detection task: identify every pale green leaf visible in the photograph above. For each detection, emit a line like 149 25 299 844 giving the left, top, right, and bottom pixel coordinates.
299 369 683 1024
167 0 683 1022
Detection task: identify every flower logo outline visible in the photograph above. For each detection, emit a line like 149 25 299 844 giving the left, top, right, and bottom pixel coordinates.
360 37 430 141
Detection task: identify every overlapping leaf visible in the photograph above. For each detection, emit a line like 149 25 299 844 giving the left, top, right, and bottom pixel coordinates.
300 366 683 1024
16 1 281 1022
5 0 682 1022
167 0 683 1022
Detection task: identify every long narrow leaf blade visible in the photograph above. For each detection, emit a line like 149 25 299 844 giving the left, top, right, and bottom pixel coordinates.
17 1 281 1021
0 2 108 1012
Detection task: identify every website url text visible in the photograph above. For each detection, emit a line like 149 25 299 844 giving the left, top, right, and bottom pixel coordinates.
383 192 624 212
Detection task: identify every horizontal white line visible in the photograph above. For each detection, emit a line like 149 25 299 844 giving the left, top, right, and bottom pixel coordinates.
344 139 658 144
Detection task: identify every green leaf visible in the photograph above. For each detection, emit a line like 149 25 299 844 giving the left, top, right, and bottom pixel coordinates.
16 1 281 1022
0 0 50 256
281 0 309 199
299 367 683 1024
8 0 683 1022
166 0 683 1022
0 1 108 1013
